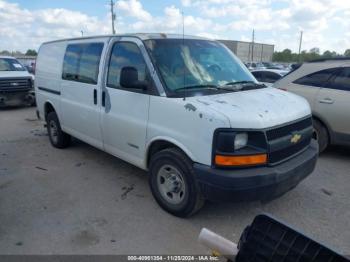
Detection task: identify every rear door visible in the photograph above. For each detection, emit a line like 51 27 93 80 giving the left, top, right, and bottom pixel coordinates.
315 67 350 137
289 68 338 108
60 41 105 149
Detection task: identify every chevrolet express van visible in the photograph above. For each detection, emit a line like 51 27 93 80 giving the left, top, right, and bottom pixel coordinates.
35 34 318 217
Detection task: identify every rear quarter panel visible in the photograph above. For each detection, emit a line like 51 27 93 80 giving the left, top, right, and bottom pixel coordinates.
35 41 67 119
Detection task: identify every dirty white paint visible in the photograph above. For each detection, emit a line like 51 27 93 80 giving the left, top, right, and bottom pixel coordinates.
146 87 310 166
35 35 311 170
146 96 230 167
192 87 311 129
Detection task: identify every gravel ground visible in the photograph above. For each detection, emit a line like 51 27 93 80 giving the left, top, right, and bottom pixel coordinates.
0 107 349 255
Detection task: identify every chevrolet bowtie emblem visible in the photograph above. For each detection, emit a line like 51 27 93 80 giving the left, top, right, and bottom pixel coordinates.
291 133 302 144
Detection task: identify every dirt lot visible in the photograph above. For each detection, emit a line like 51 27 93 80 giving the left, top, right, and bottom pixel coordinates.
0 107 349 255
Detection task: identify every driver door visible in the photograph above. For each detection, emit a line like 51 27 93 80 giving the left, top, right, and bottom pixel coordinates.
101 38 154 168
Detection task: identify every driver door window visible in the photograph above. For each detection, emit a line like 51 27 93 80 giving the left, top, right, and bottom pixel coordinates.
107 42 154 94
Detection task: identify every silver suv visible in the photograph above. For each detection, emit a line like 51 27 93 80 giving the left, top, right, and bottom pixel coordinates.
274 58 350 152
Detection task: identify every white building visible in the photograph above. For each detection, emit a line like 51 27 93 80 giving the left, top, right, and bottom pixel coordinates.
218 40 274 63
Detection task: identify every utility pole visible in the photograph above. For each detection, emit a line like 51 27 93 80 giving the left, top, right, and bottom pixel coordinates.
251 29 255 62
110 0 116 34
298 31 303 62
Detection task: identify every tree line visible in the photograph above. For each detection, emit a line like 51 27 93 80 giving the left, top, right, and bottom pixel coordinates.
0 49 37 56
273 48 350 63
1 47 350 63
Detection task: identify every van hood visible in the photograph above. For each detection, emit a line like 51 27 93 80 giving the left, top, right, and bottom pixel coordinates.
0 71 33 79
189 87 311 129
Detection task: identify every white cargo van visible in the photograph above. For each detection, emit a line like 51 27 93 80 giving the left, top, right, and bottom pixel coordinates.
35 34 318 217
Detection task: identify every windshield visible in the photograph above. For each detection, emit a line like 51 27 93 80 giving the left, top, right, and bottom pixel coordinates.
144 39 256 95
0 58 26 71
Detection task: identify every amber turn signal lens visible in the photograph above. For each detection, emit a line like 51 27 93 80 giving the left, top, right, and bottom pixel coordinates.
215 154 267 166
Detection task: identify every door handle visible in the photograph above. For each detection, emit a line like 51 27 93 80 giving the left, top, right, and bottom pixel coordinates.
93 89 97 105
102 91 106 107
319 98 334 104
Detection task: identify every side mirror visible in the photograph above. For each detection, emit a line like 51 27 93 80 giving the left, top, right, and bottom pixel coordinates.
120 66 148 90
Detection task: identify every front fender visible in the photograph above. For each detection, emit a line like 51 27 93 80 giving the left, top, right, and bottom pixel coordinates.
144 136 197 169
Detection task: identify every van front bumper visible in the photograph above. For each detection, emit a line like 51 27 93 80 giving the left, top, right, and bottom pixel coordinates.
194 139 318 202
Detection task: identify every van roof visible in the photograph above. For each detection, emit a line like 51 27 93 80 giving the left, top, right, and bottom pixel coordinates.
42 33 209 45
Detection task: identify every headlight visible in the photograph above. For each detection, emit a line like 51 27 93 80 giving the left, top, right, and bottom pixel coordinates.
213 130 268 167
234 132 248 150
215 131 248 152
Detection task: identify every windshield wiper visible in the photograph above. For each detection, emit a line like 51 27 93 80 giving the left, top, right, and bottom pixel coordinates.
223 81 266 90
174 82 265 93
224 80 255 86
175 84 220 92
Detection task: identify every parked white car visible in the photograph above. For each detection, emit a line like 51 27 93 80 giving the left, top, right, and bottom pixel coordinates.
35 34 318 217
251 69 289 87
274 58 350 152
0 56 35 107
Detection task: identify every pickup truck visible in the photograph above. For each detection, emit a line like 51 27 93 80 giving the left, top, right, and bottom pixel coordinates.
0 56 35 107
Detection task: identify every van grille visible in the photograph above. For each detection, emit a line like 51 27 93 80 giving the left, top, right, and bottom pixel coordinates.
0 77 32 92
269 137 311 164
266 117 312 141
267 117 313 165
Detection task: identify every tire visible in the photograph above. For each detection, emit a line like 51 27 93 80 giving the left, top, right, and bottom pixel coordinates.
46 112 71 149
30 99 36 107
313 118 328 153
149 148 205 217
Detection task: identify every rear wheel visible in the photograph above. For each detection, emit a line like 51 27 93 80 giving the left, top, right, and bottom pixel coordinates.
313 118 328 153
47 112 71 148
149 148 204 217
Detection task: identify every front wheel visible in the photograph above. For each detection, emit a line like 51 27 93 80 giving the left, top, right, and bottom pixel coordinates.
149 148 204 217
